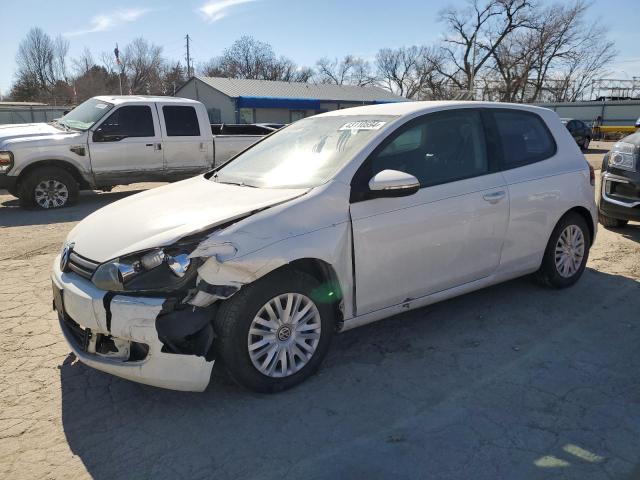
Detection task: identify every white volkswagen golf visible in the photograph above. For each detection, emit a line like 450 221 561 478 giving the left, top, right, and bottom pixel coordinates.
52 101 597 393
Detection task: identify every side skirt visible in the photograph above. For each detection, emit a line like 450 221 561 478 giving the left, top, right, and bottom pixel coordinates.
339 268 536 332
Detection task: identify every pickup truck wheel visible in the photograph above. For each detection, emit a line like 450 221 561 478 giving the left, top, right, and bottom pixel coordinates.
214 270 335 393
598 212 628 228
535 212 590 289
19 167 78 209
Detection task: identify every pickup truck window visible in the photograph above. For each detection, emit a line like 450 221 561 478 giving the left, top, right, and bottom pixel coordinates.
163 106 201 136
59 98 113 130
98 106 155 140
214 115 398 189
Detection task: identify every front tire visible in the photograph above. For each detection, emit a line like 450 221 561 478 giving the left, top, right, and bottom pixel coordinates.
19 167 78 209
536 212 590 289
214 270 335 393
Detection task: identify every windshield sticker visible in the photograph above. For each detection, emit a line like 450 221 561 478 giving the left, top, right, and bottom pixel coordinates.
95 103 108 109
339 120 387 131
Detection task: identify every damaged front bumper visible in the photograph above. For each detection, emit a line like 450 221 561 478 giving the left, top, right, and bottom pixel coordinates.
52 256 215 392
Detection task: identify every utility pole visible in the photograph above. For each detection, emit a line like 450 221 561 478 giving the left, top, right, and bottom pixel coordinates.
185 34 192 78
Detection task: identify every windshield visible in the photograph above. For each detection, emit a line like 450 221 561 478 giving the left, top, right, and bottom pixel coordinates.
59 98 114 130
214 115 398 188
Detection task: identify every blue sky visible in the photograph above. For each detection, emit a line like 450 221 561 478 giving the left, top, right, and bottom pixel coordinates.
1 0 640 97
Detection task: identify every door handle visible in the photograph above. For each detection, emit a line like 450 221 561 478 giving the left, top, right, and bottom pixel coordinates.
483 191 506 204
145 143 153 147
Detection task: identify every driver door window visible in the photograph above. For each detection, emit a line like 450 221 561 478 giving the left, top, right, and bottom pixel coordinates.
368 110 488 189
95 106 155 141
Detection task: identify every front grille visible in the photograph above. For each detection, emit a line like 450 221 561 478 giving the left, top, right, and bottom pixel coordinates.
60 313 87 348
68 251 99 279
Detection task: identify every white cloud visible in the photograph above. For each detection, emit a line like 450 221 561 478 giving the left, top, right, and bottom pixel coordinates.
64 8 152 37
198 0 258 23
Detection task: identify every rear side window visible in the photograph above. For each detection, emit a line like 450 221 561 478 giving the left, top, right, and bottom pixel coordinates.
492 110 556 169
163 106 200 136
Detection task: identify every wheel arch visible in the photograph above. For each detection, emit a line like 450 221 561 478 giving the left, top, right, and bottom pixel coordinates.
260 258 345 327
562 206 595 246
16 159 90 190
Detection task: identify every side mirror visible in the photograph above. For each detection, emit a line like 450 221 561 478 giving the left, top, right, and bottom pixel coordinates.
93 127 126 142
368 169 420 198
92 128 105 142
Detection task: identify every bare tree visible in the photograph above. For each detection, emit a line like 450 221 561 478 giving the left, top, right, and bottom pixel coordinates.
526 1 616 101
121 38 164 94
438 0 532 93
375 45 445 99
200 36 312 82
15 27 56 95
316 55 375 86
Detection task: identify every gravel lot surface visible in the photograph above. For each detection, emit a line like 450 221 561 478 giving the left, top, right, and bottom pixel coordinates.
1 146 639 479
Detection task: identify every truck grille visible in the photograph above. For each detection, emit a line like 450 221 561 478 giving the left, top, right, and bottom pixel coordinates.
68 252 99 280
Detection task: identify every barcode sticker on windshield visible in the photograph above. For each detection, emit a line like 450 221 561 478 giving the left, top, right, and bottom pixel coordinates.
95 103 108 109
339 120 386 131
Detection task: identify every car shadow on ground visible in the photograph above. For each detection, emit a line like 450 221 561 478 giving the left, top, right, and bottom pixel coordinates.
0 189 148 228
601 222 640 244
59 268 640 480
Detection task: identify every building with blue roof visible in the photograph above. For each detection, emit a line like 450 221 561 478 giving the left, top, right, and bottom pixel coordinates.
175 76 407 124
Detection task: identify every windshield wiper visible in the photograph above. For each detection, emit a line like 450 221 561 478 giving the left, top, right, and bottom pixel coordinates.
212 173 257 187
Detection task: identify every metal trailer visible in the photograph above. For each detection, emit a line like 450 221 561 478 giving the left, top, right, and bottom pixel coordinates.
0 103 71 125
534 100 640 139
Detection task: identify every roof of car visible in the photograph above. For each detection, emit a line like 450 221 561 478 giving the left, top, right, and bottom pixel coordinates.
317 100 552 117
93 95 200 105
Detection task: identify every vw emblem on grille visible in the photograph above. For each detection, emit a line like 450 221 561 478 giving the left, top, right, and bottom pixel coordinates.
60 242 74 272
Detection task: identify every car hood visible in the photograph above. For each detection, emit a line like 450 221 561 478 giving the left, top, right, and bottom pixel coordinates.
68 175 308 262
0 122 81 148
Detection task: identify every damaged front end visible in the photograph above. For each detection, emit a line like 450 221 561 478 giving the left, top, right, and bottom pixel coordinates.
54 225 256 391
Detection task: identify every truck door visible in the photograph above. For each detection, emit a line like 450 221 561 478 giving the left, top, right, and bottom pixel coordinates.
88 103 164 185
159 104 210 179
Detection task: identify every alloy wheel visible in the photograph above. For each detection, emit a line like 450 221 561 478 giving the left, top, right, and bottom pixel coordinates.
34 180 69 209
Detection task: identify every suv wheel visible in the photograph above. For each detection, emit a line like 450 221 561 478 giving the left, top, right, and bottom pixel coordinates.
581 137 590 151
598 212 628 228
214 270 335 393
19 167 78 209
536 212 590 288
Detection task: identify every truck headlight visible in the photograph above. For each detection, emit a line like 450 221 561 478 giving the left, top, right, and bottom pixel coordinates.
0 151 14 173
609 142 637 172
92 247 197 292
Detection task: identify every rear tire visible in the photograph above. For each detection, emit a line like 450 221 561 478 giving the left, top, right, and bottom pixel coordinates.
214 270 335 393
536 212 590 289
18 167 78 209
581 137 590 151
598 212 628 228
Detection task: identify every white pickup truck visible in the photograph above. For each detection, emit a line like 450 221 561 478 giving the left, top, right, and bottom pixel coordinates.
0 96 270 209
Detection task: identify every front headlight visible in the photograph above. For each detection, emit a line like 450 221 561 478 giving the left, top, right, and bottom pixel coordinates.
0 151 14 173
92 247 198 292
608 142 637 172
